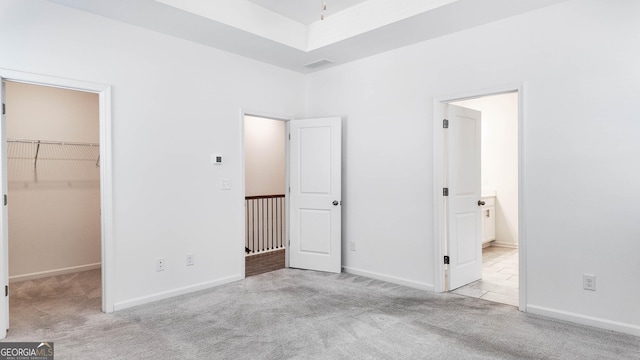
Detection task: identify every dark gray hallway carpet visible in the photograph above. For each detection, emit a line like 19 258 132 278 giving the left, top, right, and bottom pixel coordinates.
2 269 639 359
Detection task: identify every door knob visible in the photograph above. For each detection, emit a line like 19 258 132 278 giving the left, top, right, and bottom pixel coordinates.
478 200 485 206
332 200 339 206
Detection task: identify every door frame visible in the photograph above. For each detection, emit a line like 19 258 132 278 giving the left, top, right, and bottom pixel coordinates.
239 109 292 274
0 68 114 315
432 83 526 311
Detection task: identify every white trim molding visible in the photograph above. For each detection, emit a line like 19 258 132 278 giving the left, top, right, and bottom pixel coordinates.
239 108 293 273
527 305 640 337
0 68 114 313
432 83 526 313
491 242 519 249
343 266 435 292
113 274 243 311
9 263 101 283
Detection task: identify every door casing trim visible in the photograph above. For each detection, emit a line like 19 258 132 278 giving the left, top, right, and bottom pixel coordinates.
0 68 114 315
432 83 526 312
240 109 293 273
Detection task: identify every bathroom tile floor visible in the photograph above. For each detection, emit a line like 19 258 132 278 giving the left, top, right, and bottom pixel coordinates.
452 245 519 307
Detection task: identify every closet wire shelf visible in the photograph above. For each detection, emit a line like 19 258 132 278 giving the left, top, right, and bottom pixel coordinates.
7 139 100 186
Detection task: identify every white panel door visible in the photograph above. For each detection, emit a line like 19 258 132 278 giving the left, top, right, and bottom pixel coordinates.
289 117 341 273
0 79 8 338
446 104 482 290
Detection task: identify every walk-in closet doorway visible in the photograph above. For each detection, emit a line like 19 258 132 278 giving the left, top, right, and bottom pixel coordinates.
6 80 101 326
0 70 114 339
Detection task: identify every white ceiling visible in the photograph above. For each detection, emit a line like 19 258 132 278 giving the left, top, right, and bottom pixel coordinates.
247 0 369 25
47 0 568 73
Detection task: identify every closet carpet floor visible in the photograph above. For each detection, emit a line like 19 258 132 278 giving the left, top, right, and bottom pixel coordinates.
1 269 639 359
7 269 102 338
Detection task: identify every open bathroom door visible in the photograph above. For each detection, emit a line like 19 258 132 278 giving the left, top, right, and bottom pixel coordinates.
446 104 483 290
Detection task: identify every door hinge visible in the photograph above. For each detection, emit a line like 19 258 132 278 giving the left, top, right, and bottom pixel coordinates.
443 188 449 196
4 285 7 297
289 133 291 140
443 119 449 128
3 194 6 206
288 186 291 193
444 256 450 265
2 103 5 115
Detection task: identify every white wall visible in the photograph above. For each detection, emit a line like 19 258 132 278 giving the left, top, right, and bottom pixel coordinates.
2 0 639 336
244 116 285 197
453 93 519 247
305 0 640 334
6 81 101 280
0 0 304 309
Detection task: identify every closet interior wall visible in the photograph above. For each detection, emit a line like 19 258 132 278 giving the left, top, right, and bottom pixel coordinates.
5 81 101 281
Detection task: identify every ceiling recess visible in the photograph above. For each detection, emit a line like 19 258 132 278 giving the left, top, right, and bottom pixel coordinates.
303 59 335 69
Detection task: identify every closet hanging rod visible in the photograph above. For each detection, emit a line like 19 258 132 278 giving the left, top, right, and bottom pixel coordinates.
7 139 99 147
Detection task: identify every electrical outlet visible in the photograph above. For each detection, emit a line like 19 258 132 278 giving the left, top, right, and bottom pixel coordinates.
156 258 165 272
349 241 356 251
186 254 194 266
583 274 596 291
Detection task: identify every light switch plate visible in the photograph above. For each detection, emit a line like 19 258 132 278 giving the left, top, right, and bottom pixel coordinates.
220 178 231 190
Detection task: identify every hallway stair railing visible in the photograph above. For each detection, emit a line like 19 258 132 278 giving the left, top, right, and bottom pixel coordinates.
245 194 285 255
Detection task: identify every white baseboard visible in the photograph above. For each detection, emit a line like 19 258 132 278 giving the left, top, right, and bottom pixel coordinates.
113 274 243 311
491 242 518 249
527 305 640 337
9 263 101 283
343 266 434 292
